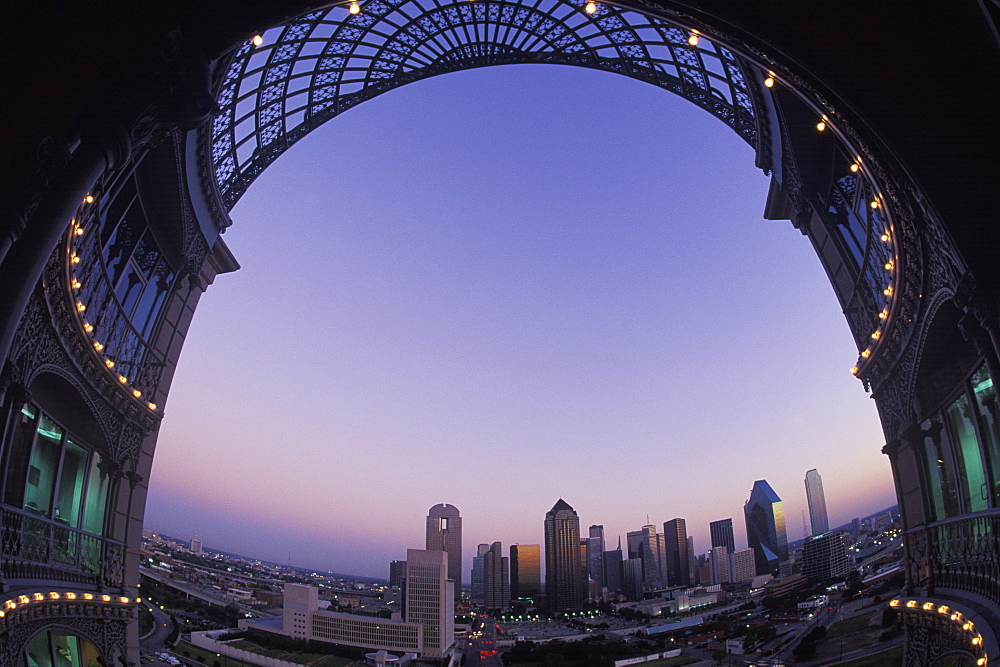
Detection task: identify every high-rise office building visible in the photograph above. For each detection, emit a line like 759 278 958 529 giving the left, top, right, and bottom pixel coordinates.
471 544 489 603
663 518 689 586
802 532 850 581
390 560 407 588
190 537 203 554
483 542 510 610
623 557 644 601
744 480 788 576
510 544 541 600
544 499 586 611
586 525 605 589
426 503 462 601
626 525 665 586
710 518 736 553
405 549 455 658
804 469 830 536
602 542 624 595
687 536 697 586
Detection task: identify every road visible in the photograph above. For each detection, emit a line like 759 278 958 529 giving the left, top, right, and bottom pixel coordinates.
459 615 504 667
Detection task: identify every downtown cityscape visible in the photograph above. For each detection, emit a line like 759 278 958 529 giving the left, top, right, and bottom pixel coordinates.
1 4 998 667
137 467 904 665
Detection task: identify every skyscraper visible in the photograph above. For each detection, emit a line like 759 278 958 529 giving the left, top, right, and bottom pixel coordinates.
426 503 462 601
405 549 455 657
389 560 407 588
602 541 624 595
483 542 510 610
744 480 788 576
510 544 541 600
586 525 605 589
709 545 730 584
626 525 665 586
544 499 585 611
709 518 736 553
804 469 830 536
471 544 489 604
663 518 689 586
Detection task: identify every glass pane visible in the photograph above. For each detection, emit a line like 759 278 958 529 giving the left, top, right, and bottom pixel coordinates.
24 415 63 516
946 394 989 513
79 640 100 667
23 632 52 667
922 416 959 520
102 202 144 288
4 403 39 506
51 633 81 667
970 363 1000 506
55 441 88 528
135 258 175 341
114 260 146 319
81 452 109 536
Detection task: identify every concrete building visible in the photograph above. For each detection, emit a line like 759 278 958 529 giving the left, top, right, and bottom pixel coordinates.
744 480 788 576
425 504 462 601
804 469 830 536
729 548 757 583
544 499 585 611
404 549 455 658
627 525 665 587
802 532 851 582
259 583 425 655
709 546 730 585
510 544 541 600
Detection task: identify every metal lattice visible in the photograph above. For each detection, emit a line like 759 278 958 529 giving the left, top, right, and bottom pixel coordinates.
209 0 758 208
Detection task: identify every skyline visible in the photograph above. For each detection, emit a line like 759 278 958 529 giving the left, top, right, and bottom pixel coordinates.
144 63 895 579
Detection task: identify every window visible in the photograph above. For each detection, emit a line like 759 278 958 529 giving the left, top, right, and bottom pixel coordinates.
920 362 1000 521
23 631 101 667
2 403 109 536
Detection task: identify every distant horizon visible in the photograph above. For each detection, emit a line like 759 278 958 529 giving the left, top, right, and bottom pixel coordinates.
146 498 898 583
146 64 895 580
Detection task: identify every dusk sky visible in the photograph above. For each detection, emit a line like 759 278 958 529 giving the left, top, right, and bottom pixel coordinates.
145 64 895 579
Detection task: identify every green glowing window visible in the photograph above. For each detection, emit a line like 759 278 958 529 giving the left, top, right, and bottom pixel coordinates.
970 363 1000 506
946 394 988 514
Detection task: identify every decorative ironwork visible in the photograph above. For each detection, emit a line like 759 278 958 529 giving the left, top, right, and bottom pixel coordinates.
0 598 131 667
0 506 126 590
209 0 758 209
906 510 1000 609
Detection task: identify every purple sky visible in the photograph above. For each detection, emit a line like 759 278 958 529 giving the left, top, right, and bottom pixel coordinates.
145 64 895 579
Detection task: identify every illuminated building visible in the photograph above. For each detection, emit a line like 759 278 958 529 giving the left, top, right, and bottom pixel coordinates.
744 480 788 576
510 544 541 600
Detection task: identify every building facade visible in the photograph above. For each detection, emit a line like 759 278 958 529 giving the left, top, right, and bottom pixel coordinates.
663 518 689 587
586 525 605 589
804 469 830 536
483 542 509 611
802 532 851 582
1 4 997 665
709 518 736 554
404 549 455 658
744 480 788 576
544 499 585 611
509 544 541 601
425 503 462 601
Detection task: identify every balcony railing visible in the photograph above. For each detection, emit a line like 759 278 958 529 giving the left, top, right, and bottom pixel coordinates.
0 505 125 589
906 510 1000 607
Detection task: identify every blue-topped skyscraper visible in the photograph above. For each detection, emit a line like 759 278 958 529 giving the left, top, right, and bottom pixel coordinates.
744 480 788 576
804 469 830 536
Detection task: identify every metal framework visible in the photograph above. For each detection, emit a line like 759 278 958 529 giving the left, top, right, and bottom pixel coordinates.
209 0 758 208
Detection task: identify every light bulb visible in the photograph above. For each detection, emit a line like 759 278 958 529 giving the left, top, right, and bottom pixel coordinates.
349 1 360 14
585 1 596 13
